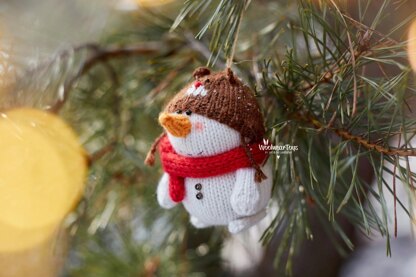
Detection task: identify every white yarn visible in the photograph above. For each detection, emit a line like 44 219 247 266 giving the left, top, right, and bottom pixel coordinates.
186 84 208 96
157 114 273 233
156 173 176 209
166 114 241 157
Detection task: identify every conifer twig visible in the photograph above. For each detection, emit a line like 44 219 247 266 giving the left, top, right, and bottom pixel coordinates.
299 113 416 157
49 42 169 113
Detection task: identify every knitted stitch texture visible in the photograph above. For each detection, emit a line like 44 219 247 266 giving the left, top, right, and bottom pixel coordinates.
156 114 273 233
158 135 268 202
165 67 265 144
148 68 273 233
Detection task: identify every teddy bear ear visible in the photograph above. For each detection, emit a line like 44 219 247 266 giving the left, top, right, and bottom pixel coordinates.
193 67 211 79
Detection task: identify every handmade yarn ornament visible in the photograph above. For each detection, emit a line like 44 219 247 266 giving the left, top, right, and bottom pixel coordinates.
146 67 273 234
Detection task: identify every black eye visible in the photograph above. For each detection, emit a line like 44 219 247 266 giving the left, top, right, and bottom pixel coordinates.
185 110 192 116
176 110 182 114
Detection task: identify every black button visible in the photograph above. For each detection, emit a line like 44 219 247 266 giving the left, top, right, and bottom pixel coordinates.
196 192 203 200
195 183 202 190
185 110 192 116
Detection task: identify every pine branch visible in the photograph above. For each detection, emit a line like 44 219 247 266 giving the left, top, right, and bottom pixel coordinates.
298 112 416 157
12 0 416 276
88 140 117 164
49 42 169 112
172 0 249 65
255 0 416 272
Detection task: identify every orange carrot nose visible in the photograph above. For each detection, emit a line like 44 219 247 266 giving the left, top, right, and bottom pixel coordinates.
158 113 192 137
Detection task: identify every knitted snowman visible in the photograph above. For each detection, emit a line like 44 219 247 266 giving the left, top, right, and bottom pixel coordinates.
146 67 272 234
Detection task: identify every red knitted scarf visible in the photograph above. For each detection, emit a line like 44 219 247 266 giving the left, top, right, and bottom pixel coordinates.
158 135 268 203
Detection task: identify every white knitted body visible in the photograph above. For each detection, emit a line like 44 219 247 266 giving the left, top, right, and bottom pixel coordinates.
183 163 272 227
166 114 241 157
157 114 273 233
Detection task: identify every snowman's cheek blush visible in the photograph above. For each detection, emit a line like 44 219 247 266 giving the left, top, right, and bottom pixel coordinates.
194 122 204 132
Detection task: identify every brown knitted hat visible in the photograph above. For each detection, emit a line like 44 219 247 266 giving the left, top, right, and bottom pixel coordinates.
145 67 267 181
164 67 265 143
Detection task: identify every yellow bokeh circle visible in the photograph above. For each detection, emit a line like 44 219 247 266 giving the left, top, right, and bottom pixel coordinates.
0 221 57 252
136 0 175 8
0 108 87 251
408 19 416 71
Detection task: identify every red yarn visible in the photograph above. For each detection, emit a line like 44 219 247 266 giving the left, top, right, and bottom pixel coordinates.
158 135 268 203
194 81 203 88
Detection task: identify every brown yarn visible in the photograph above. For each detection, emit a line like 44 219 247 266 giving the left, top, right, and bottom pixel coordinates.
165 68 266 143
144 132 166 166
147 67 269 182
241 135 267 183
226 67 237 84
193 67 211 79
